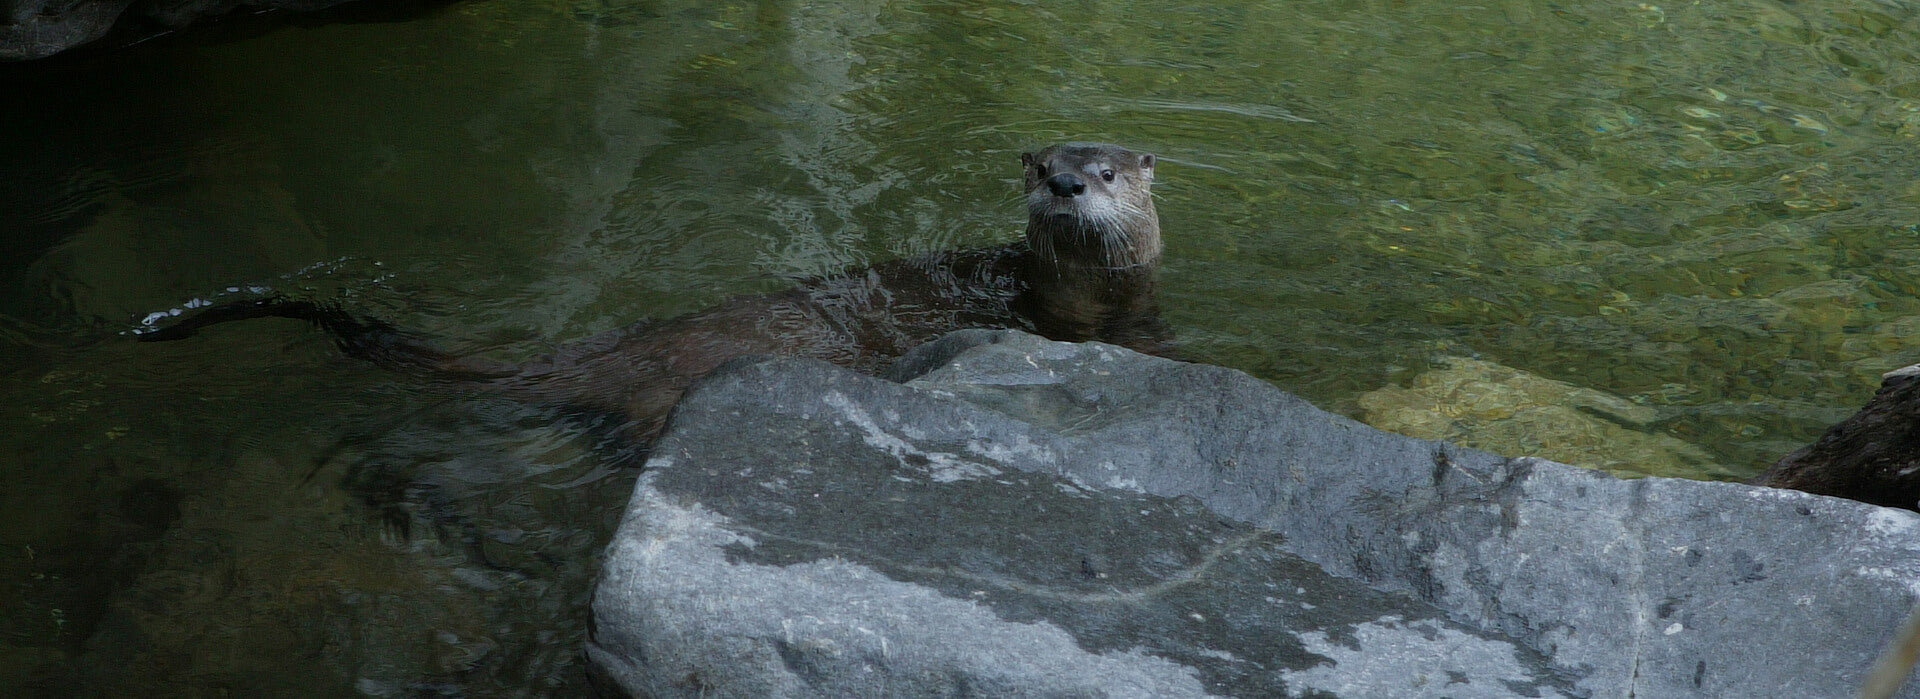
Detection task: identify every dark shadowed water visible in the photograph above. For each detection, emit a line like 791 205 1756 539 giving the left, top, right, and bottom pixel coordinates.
5 0 1920 693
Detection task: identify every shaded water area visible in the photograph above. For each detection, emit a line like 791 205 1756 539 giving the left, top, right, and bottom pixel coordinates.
5 0 1920 693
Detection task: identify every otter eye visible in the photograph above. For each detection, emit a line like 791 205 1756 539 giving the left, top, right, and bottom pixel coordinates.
1101 169 1116 182
1035 164 1048 177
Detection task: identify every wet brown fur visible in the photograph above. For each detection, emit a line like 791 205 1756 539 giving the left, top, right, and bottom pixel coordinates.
1754 368 1920 510
148 143 1170 443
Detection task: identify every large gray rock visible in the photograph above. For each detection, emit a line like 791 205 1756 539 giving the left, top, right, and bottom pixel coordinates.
590 329 1920 697
2 0 362 60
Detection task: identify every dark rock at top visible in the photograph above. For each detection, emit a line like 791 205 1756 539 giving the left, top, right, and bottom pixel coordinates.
5 0 128 60
590 329 1920 697
1 0 435 60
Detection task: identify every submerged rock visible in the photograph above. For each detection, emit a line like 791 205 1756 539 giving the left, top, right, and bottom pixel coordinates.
1356 356 1736 480
591 329 1920 697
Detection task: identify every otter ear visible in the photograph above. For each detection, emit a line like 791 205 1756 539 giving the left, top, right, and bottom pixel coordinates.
1021 152 1035 168
1139 153 1156 180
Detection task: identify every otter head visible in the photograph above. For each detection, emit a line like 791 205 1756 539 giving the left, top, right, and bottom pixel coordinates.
1021 143 1161 271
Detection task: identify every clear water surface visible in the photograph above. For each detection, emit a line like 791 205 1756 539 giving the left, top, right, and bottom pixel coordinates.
5 0 1920 693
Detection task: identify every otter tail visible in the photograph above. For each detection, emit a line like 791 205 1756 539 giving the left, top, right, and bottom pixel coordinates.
135 295 517 380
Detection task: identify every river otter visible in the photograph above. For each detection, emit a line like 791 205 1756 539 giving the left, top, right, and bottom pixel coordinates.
141 143 1169 442
1753 365 1920 511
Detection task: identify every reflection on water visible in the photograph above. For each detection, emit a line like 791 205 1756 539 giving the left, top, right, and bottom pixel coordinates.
6 0 1920 692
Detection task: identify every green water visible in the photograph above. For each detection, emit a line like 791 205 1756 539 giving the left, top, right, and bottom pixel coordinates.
6 0 1920 692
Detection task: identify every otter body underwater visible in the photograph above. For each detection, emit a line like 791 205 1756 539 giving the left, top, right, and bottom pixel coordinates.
143 143 1171 442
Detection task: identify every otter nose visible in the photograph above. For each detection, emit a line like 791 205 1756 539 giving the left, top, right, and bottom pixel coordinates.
1046 173 1087 198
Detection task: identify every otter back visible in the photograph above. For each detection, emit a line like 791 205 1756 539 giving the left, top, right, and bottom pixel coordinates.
139 143 1171 443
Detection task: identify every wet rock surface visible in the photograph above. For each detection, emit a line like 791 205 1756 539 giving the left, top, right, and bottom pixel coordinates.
2 0 382 60
591 329 1920 698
